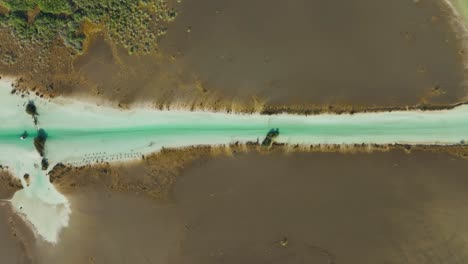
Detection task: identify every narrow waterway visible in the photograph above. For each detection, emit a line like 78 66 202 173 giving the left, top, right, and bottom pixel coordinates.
1 78 468 242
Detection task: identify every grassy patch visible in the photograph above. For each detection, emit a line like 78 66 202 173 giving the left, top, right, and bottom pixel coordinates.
5 0 72 14
0 0 175 53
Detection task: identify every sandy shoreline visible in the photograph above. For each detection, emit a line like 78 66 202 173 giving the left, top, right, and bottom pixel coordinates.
5 74 468 116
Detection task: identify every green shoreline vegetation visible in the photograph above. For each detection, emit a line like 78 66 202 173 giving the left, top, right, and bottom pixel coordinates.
0 0 176 53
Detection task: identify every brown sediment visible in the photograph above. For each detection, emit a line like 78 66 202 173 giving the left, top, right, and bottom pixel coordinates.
47 142 468 200
167 150 468 263
401 143 468 159
0 170 23 198
0 202 34 264
157 0 468 108
79 20 107 54
0 172 31 263
26 6 41 24
4 204 34 264
259 101 468 115
49 146 216 199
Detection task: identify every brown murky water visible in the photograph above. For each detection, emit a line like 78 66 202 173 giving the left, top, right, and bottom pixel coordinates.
14 150 468 264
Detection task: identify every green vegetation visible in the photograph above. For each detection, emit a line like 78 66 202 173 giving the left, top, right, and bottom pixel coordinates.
3 0 71 14
0 0 176 53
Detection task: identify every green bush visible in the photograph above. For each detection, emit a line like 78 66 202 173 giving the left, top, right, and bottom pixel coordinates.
0 0 176 53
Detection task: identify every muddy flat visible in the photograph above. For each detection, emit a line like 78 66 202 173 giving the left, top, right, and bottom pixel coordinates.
0 172 33 264
32 190 184 264
158 0 466 107
0 206 29 264
18 150 468 264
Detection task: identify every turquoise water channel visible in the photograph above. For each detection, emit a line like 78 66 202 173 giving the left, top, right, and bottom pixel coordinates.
1 76 468 243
